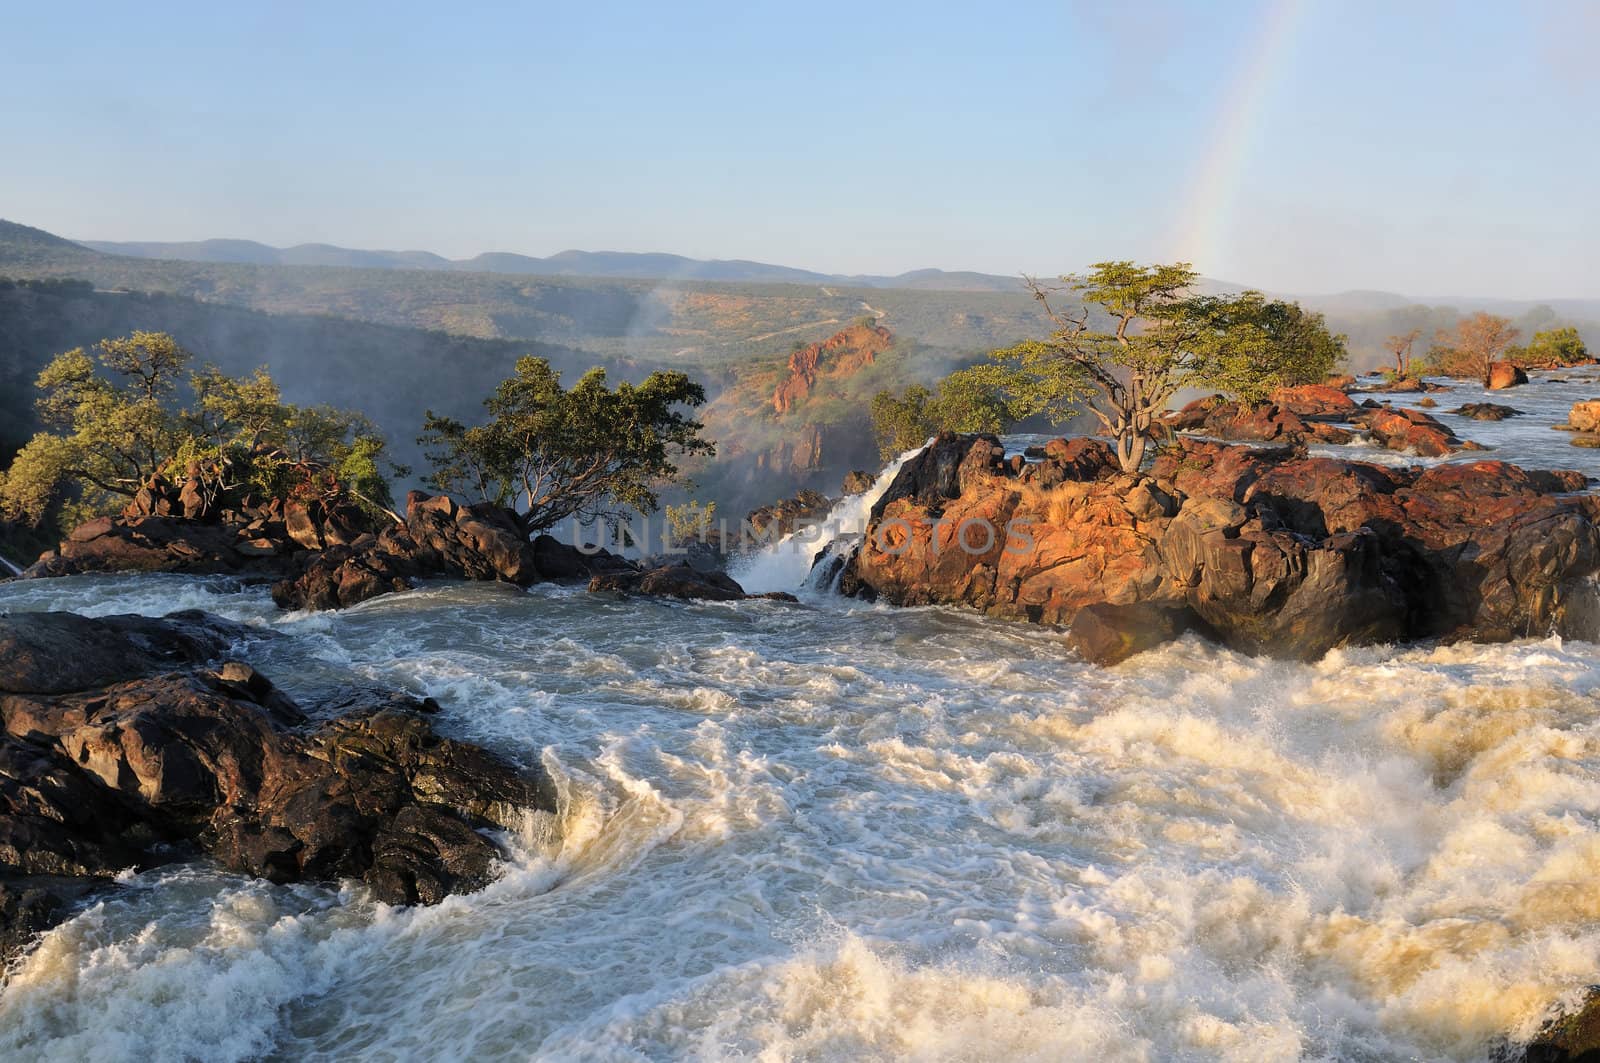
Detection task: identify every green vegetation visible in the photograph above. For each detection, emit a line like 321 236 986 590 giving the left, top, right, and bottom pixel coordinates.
869 364 1015 459
1518 325 1589 367
418 357 714 532
0 331 402 530
984 263 1346 472
664 500 718 542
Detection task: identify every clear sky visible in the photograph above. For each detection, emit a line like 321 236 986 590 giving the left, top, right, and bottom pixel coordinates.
3 0 1596 298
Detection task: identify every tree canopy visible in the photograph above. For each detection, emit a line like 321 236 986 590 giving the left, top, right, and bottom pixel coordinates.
0 331 402 528
418 356 714 532
1426 312 1520 384
868 363 1015 460
1520 325 1589 367
983 262 1345 472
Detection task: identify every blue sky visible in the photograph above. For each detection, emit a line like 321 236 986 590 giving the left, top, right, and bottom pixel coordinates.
3 0 1596 297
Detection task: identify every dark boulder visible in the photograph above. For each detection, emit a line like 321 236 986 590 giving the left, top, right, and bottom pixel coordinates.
0 610 247 694
1066 603 1205 665
1452 403 1522 421
530 534 636 580
0 609 553 962
589 562 795 603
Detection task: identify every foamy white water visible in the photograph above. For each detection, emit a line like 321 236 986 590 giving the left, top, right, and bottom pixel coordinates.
729 444 926 595
4 377 1600 1060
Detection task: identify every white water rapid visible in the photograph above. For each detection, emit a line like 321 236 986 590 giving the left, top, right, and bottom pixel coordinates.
728 443 925 596
5 374 1600 1060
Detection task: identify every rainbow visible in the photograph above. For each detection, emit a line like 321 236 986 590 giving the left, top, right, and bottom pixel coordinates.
1171 0 1308 275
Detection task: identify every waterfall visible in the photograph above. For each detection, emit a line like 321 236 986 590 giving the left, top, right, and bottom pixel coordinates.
0 552 21 578
730 443 925 595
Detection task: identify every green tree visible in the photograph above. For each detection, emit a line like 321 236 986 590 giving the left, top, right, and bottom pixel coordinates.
419 357 714 532
868 364 1016 460
1521 326 1589 367
7 332 190 520
989 263 1345 472
1 332 401 526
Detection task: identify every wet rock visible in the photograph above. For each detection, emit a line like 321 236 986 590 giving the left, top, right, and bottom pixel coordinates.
0 610 552 961
0 610 244 694
1516 989 1600 1061
1487 361 1529 389
838 434 1600 660
589 561 751 602
271 493 603 611
1353 406 1460 457
23 516 276 579
1567 401 1600 433
531 534 634 581
841 470 876 495
1066 603 1203 665
746 489 833 540
1452 403 1522 421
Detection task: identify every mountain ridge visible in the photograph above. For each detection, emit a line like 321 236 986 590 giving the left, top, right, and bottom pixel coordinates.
77 235 1027 291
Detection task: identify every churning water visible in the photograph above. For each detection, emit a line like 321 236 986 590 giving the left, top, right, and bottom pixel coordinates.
5 372 1600 1061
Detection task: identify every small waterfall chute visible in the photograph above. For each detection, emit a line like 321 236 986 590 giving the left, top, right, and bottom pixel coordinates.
729 444 925 595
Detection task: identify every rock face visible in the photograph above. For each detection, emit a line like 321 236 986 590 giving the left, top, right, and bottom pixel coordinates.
1166 391 1468 455
1519 990 1600 1061
1487 361 1530 389
745 489 833 540
0 610 551 961
271 492 633 611
841 470 876 495
771 323 892 415
838 433 1600 662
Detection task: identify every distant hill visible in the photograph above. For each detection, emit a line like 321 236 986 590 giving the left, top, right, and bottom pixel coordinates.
0 277 626 481
7 218 1595 375
80 232 1026 291
1 220 1053 366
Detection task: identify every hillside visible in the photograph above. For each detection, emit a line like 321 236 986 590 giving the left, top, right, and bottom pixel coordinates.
2 221 1051 367
688 322 967 513
0 278 628 478
81 234 1025 290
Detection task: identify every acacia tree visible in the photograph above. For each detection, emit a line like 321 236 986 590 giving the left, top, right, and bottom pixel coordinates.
1427 312 1520 385
991 262 1345 473
1386 328 1423 378
16 331 190 510
418 356 714 532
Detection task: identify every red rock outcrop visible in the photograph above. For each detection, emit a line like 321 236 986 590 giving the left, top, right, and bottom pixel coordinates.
1487 361 1529 389
838 433 1599 662
771 323 892 414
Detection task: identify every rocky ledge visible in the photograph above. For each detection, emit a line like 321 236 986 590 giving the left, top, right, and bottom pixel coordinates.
838 433 1598 663
1166 384 1483 458
0 609 552 962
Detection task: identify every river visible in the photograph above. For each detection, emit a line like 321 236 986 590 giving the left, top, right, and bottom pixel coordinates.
4 372 1600 1061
